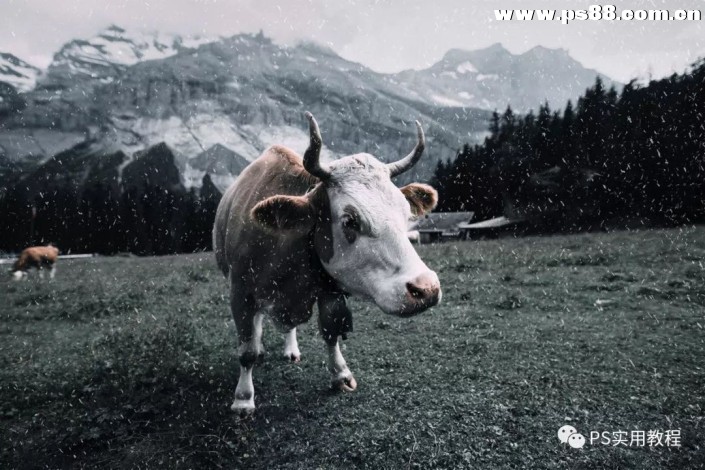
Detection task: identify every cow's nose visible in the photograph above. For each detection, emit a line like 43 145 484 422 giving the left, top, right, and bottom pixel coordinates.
406 272 441 306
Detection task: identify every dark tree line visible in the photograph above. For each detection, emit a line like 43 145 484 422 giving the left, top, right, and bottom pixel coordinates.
433 59 705 231
0 174 221 255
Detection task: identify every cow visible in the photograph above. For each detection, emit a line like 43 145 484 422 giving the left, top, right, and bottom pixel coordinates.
11 244 59 280
213 112 441 415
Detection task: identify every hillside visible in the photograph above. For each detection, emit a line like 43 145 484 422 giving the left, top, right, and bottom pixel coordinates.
0 27 612 192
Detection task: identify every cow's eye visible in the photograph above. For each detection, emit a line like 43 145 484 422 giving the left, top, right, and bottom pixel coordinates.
341 213 360 243
342 214 360 232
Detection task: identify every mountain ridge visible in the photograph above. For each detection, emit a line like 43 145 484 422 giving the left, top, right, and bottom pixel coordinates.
0 27 614 194
0 53 41 92
392 43 616 111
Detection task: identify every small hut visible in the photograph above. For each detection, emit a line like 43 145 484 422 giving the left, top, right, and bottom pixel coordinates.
410 212 474 244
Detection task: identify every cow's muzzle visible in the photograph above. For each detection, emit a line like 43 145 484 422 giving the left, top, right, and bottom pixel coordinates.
396 271 441 317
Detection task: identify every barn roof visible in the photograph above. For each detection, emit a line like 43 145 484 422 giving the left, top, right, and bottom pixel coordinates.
458 216 522 229
412 212 474 232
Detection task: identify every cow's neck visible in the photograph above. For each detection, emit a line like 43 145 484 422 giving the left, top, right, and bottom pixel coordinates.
307 226 348 296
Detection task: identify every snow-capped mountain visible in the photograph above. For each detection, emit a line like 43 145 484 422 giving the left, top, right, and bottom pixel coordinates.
0 53 41 92
1 32 491 191
393 43 616 112
42 25 219 86
0 28 614 197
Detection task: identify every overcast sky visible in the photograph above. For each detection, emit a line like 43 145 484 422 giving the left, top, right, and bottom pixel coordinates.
1 0 704 82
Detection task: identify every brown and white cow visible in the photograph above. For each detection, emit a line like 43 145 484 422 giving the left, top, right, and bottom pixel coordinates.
11 244 59 280
213 112 441 414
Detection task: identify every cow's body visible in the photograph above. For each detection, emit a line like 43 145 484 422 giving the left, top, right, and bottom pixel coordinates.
214 113 441 414
214 146 328 328
11 245 59 280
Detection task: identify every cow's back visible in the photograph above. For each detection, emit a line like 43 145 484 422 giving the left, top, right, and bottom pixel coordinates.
14 246 59 271
213 145 318 282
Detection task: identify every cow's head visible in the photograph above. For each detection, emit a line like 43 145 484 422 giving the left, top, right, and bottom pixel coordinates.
252 112 441 316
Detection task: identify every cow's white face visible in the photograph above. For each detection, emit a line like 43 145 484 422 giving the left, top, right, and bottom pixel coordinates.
251 112 440 316
252 152 441 317
314 154 440 316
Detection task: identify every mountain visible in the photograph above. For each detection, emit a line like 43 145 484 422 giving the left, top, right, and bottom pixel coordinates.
190 144 251 192
0 30 492 190
122 143 182 193
192 144 250 175
11 140 128 198
0 53 41 92
393 43 617 112
40 25 218 88
0 28 614 200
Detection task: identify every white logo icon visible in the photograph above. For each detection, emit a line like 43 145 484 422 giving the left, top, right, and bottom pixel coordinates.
558 425 578 443
558 425 586 449
568 433 586 449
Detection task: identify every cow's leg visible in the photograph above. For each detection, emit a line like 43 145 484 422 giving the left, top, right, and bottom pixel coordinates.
326 337 356 392
318 292 356 392
38 266 45 279
283 328 301 362
49 264 56 280
233 311 264 415
272 299 313 363
230 282 263 415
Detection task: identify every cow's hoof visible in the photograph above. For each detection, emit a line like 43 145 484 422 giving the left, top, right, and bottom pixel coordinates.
285 352 301 363
231 398 255 417
332 374 357 392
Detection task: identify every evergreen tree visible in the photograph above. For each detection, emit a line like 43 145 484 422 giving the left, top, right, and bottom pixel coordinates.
431 59 705 231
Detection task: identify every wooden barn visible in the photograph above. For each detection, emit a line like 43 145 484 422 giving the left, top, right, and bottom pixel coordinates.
409 212 474 244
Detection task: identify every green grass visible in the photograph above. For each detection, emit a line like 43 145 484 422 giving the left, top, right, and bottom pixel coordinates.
1 228 705 469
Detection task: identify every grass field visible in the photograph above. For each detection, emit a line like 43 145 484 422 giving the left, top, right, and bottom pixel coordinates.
1 227 705 469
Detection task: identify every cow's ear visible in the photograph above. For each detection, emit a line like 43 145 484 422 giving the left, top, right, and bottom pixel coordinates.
251 195 315 231
400 183 438 217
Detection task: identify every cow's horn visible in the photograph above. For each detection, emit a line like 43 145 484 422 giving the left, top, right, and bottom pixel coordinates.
303 112 330 180
388 120 425 177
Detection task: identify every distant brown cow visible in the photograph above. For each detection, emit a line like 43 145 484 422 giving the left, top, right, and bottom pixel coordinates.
11 245 59 280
